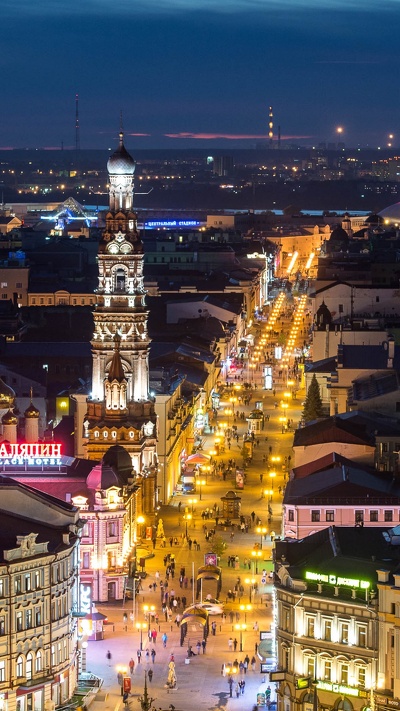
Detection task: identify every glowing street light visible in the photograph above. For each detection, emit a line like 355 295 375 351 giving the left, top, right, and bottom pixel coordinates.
245 577 256 603
235 623 247 652
197 479 206 501
269 471 276 489
256 525 267 549
239 603 252 622
251 549 262 574
136 621 146 649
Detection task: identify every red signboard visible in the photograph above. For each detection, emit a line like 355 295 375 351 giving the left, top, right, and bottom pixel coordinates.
123 678 131 693
0 443 62 459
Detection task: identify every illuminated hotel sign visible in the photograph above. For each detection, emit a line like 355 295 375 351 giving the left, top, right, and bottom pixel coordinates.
305 571 370 589
315 681 361 697
145 220 201 229
0 443 62 466
80 584 92 615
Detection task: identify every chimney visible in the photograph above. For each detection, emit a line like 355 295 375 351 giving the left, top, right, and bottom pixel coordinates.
334 586 339 596
377 569 390 583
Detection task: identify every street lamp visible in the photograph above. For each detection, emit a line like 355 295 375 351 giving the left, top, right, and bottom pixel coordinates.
251 550 262 574
239 604 252 622
256 525 267 549
136 621 146 650
225 666 237 697
136 514 145 540
184 513 192 537
188 498 197 514
235 623 247 652
264 488 273 503
245 577 256 603
269 471 276 489
143 604 155 631
197 479 206 501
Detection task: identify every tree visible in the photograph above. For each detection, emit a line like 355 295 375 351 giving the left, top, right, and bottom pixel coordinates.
302 374 324 422
210 535 228 559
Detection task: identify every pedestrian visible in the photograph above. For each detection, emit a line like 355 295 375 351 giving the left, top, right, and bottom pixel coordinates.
106 650 112 666
137 649 142 663
235 683 240 698
129 658 135 674
251 655 256 671
211 621 217 636
151 648 156 663
233 638 238 651
145 649 150 663
148 669 153 683
201 639 206 654
196 640 201 655
162 632 168 647
228 637 234 651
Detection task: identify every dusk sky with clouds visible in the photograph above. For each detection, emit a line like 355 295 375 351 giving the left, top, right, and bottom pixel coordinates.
2 0 400 149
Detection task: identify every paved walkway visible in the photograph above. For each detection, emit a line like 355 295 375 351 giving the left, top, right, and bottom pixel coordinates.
86 301 310 711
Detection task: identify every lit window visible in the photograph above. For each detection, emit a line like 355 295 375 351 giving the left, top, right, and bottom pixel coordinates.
35 650 42 673
16 655 23 677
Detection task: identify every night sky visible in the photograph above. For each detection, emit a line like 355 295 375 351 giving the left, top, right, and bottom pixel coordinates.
2 0 400 149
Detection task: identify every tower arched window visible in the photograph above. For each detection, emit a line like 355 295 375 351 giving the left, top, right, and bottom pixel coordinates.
115 268 126 292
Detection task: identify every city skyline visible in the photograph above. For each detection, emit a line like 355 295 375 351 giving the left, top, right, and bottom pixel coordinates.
2 0 400 149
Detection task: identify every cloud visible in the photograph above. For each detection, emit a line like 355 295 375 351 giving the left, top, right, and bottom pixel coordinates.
2 0 399 16
164 132 313 140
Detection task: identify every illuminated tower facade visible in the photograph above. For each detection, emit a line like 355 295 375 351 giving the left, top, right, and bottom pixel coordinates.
85 131 157 506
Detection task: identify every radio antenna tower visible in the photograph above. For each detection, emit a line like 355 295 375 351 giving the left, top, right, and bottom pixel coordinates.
268 105 274 147
75 93 80 151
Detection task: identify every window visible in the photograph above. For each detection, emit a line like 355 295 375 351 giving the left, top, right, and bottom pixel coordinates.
376 296 380 303
107 521 118 537
340 663 349 684
283 646 289 671
355 511 364 524
14 576 21 593
307 617 315 638
358 626 367 647
35 651 42 673
340 622 349 644
323 620 332 641
0 578 4 597
25 609 32 629
323 659 332 680
1 294 8 300
288 510 294 522
385 510 393 522
0 617 5 635
370 510 378 522
35 607 41 626
16 655 23 677
51 645 55 667
82 552 90 569
338 304 343 313
25 574 31 591
0 661 5 682
16 282 22 288
16 612 23 631
33 571 40 590
357 666 366 687
1 282 7 288
26 653 33 680
306 656 315 678
311 511 320 522
326 510 334 522
282 606 290 631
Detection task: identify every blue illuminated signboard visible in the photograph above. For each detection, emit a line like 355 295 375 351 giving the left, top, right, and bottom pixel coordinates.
145 220 201 229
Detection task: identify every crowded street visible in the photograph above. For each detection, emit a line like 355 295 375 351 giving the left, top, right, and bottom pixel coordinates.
86 290 313 711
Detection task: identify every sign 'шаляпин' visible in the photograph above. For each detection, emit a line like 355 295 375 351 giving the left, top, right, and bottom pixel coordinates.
0 443 62 466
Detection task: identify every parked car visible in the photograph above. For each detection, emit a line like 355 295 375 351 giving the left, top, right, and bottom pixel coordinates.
197 599 225 615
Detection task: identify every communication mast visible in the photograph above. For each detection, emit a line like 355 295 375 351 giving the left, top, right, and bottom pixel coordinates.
268 105 274 147
75 93 80 151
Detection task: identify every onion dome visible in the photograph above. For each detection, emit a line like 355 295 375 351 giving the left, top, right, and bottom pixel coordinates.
0 378 15 408
2 409 18 425
87 460 122 491
107 131 135 176
25 402 40 419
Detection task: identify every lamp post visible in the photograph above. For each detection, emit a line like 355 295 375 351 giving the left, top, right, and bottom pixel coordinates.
136 621 146 650
251 550 262 574
136 514 145 540
188 498 197 515
197 479 206 501
269 471 276 489
245 577 256 603
256 525 267 549
143 604 155 632
235 623 247 652
225 666 237 697
184 513 192 537
264 488 273 503
239 604 252 623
